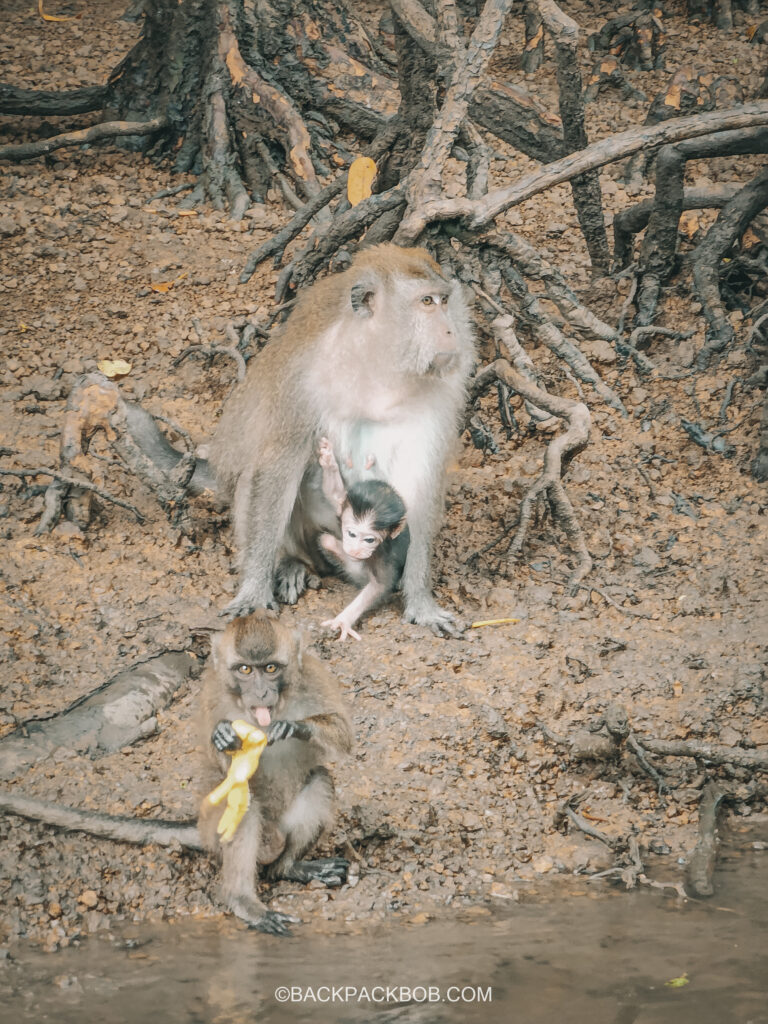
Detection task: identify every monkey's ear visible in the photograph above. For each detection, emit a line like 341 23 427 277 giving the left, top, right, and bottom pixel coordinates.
390 518 407 539
350 282 376 318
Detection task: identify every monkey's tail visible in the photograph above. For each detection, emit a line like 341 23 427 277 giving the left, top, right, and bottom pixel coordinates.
123 402 217 497
0 790 203 851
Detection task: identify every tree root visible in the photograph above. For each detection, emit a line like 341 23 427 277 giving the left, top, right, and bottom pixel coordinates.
403 102 768 235
0 117 166 163
0 82 107 116
636 125 768 326
752 383 768 482
693 166 768 368
36 373 214 536
0 467 145 531
472 356 593 590
593 836 688 898
537 0 609 274
613 185 741 270
0 651 198 781
685 781 727 897
540 702 768 772
394 0 514 245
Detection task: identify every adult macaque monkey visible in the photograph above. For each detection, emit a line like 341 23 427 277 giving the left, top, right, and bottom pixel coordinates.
317 437 409 641
198 610 353 935
209 243 475 635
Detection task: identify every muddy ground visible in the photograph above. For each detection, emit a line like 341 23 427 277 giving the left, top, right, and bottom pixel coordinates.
0 0 766 952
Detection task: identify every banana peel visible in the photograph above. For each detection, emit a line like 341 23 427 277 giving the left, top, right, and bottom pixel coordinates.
205 719 268 842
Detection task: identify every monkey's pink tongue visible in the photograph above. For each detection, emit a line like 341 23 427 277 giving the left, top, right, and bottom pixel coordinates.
254 707 271 728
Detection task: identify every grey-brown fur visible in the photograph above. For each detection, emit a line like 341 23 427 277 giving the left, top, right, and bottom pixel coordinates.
209 243 475 635
197 611 353 935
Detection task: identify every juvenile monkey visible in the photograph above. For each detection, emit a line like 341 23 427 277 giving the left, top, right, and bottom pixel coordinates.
209 243 475 636
0 614 352 938
198 610 353 935
317 437 409 641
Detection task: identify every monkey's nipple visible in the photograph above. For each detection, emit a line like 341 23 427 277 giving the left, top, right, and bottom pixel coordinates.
252 706 272 728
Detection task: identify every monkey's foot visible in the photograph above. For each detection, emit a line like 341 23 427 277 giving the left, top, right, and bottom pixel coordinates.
275 558 308 605
403 595 463 638
229 893 299 935
283 857 350 888
250 909 301 936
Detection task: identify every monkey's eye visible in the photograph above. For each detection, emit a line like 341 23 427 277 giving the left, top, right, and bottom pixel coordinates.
346 529 357 539
264 663 278 674
364 537 376 544
421 295 435 306
235 664 252 675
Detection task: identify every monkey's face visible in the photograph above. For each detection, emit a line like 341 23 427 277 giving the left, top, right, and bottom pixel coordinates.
398 278 459 376
225 660 285 728
340 506 385 561
214 613 298 729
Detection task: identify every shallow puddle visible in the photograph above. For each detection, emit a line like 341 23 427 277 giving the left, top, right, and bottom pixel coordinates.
1 834 766 1024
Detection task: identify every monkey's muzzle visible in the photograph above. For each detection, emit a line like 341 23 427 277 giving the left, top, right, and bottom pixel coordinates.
428 351 457 375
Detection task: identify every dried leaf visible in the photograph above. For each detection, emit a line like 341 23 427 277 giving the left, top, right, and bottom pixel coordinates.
678 211 700 239
97 359 132 379
38 0 83 21
347 157 377 207
149 272 187 293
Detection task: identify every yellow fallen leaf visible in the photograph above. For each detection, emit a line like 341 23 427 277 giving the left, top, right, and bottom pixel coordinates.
38 0 83 21
149 272 187 293
347 156 377 206
665 973 689 988
97 359 132 379
177 210 198 217
678 211 699 239
470 618 521 628
18 322 29 333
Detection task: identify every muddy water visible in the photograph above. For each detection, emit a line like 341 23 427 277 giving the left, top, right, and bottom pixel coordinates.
1 836 766 1024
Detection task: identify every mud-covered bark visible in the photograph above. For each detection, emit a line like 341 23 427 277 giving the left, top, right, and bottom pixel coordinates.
753 388 768 482
0 118 165 163
537 0 610 274
613 185 740 268
0 652 198 781
636 126 768 326
0 83 107 116
685 782 727 897
692 167 768 367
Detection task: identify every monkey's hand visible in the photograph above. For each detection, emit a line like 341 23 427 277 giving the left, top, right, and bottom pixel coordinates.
267 720 312 744
206 720 268 842
221 583 278 619
212 720 242 753
322 616 361 642
403 595 463 638
318 437 335 468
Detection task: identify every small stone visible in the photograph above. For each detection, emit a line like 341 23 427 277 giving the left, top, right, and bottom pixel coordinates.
583 338 617 365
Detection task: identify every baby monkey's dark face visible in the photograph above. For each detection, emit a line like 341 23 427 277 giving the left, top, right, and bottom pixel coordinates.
340 506 386 561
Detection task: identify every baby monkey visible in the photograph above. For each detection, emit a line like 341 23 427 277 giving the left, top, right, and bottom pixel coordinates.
317 438 409 641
